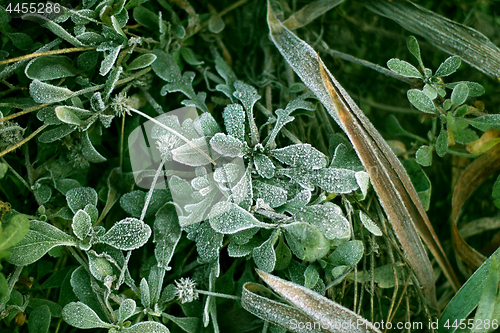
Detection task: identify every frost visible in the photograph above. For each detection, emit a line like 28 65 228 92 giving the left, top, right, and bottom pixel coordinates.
253 230 278 272
450 82 469 107
188 222 223 263
253 154 275 179
222 104 246 141
359 211 382 236
120 190 170 218
330 144 364 171
213 163 241 184
140 278 151 308
253 181 287 208
210 133 248 158
270 144 327 169
67 187 98 214
407 89 436 114
194 112 221 138
72 209 92 240
87 250 114 282
387 58 423 78
435 55 461 77
30 79 74 103
355 171 370 199
209 201 260 234
152 49 181 82
283 222 330 261
172 137 212 166
99 45 122 76
328 240 364 267
312 168 359 194
103 66 123 102
62 302 115 329
128 54 157 71
233 81 261 116
118 299 136 323
82 131 107 163
70 267 109 320
98 218 151 251
295 204 350 241
122 321 170 333
25 56 78 81
39 124 76 143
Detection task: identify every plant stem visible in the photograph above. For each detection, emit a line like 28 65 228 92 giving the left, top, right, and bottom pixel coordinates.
0 46 96 65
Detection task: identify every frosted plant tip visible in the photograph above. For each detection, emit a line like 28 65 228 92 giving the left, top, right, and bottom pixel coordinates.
174 277 199 304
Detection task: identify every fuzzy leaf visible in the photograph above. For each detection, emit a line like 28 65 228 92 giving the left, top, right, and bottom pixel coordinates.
87 251 113 282
328 240 364 267
154 203 181 271
70 267 108 319
387 58 422 78
72 210 92 240
98 218 151 250
180 47 204 65
407 89 436 114
270 144 328 169
140 278 151 308
67 187 98 214
222 104 246 141
99 45 122 76
445 81 485 97
128 54 157 71
435 55 461 77
25 56 78 81
30 80 74 103
172 137 212 166
62 302 114 329
152 50 181 82
104 66 123 102
406 36 423 66
209 201 260 234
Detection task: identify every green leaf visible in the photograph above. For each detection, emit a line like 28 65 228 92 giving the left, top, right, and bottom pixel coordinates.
435 125 448 157
28 305 51 333
402 158 432 211
77 50 99 71
123 321 170 333
330 143 364 171
66 187 98 214
387 58 422 78
42 21 85 47
55 106 84 126
0 163 7 179
25 56 78 81
209 133 248 158
415 145 432 167
161 313 199 333
253 181 287 208
359 211 382 236
435 55 461 77
140 278 151 308
132 6 159 30
154 203 181 271
62 302 115 329
209 202 260 234
466 114 500 131
72 210 92 240
98 218 151 250
270 144 328 169
5 32 33 50
103 66 123 102
152 49 181 82
8 221 76 266
87 251 113 281
128 53 157 71
171 137 212 166
493 175 500 209
253 154 275 179
70 267 108 319
0 214 30 252
118 299 136 324
312 168 358 194
274 235 292 271
284 222 330 262
406 36 423 68
471 257 499 333
222 104 246 141
81 131 107 163
189 222 223 263
445 81 485 97
328 240 364 267
30 80 74 103
39 124 76 143
99 45 122 76
295 204 350 241
253 230 279 272
407 89 436 114
120 190 171 218
180 47 204 66
450 82 469 107
304 265 320 289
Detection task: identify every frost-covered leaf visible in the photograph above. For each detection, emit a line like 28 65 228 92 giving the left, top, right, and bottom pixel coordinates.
436 125 448 157
228 237 261 257
466 114 500 131
72 210 92 240
213 163 241 184
295 204 350 241
70 266 108 319
233 81 260 115
330 144 364 171
304 265 320 289
99 45 122 76
194 112 221 138
118 299 136 324
140 278 151 308
55 106 92 126
415 145 432 167
407 89 436 114
284 222 330 262
209 201 260 234
435 55 461 77
5 32 32 50
8 221 76 266
172 137 212 166
161 313 199 333
253 230 279 272
253 181 287 208
274 235 292 271
270 144 327 169
104 66 123 102
152 49 181 82
120 190 170 218
359 211 382 236
81 131 107 163
222 104 246 141
445 81 485 97
422 84 437 100
180 47 204 65
253 154 275 179
355 171 370 199
132 5 159 30
450 83 469 107
154 203 181 271
312 168 358 194
265 108 295 148
122 321 170 333
387 58 422 78
187 222 223 263
66 187 98 214
328 240 364 267
209 133 248 157
30 80 74 103
99 218 151 250
215 56 237 101
161 71 209 113
25 56 78 81
62 302 115 329
406 36 423 67
42 21 85 47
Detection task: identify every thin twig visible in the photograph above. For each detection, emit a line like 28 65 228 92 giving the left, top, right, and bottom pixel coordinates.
0 124 48 158
0 46 96 65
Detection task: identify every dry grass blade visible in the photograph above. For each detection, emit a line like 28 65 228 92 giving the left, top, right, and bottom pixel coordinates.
267 2 461 309
451 143 500 271
283 0 345 30
366 0 500 77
